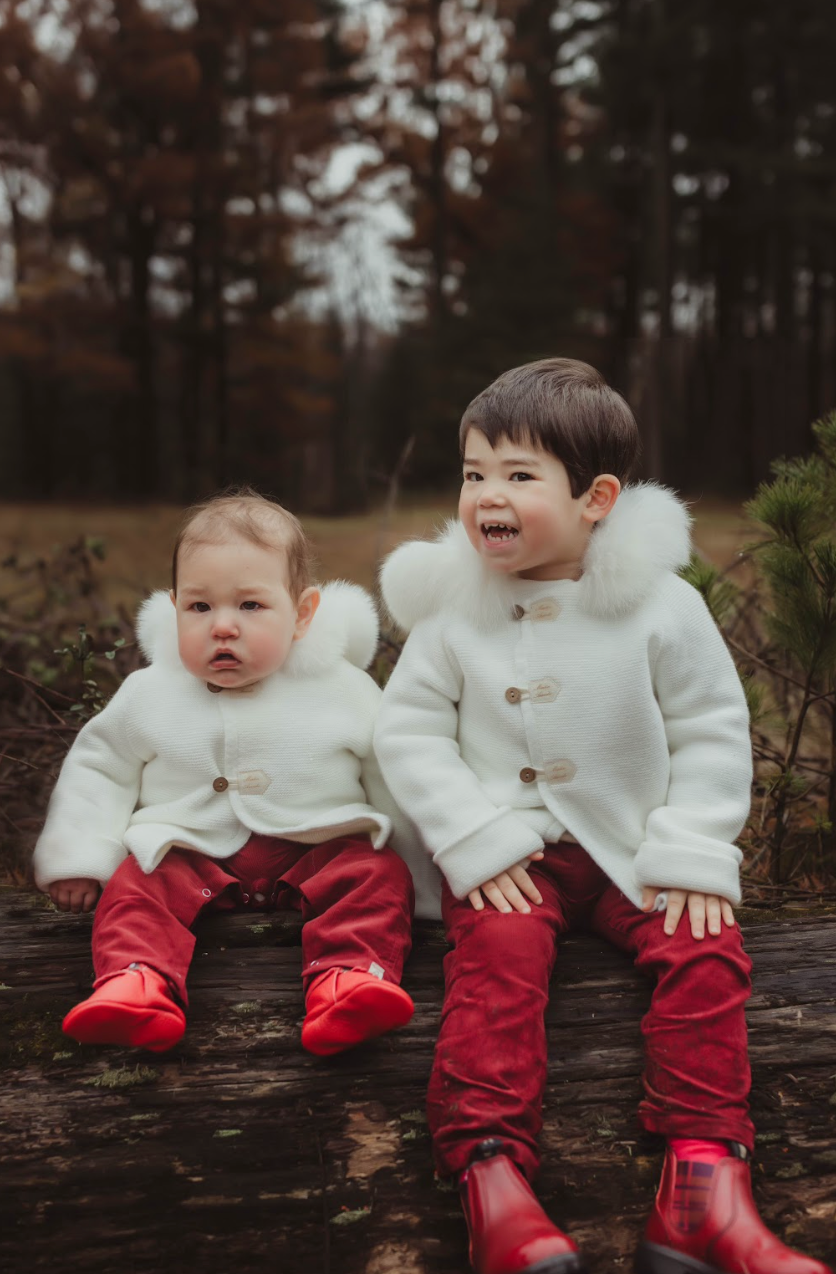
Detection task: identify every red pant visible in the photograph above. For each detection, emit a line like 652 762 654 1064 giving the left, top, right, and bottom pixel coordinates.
92 834 415 1005
428 842 754 1181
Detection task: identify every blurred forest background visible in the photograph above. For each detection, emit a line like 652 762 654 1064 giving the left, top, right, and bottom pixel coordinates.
2 0 836 893
2 0 835 510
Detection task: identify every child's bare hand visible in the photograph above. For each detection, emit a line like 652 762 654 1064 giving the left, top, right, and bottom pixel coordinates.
49 878 100 914
641 887 734 939
468 852 544 915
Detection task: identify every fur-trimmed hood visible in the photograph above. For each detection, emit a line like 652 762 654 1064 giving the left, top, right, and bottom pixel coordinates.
136 580 379 678
380 483 692 632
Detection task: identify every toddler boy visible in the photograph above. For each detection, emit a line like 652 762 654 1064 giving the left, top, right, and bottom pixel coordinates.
374 359 830 1274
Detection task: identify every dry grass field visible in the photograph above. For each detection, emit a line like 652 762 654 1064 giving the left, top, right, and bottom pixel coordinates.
1 492 752 614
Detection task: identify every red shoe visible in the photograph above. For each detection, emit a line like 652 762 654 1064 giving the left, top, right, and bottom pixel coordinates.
636 1144 833 1274
63 964 186 1053
301 968 414 1056
460 1140 586 1274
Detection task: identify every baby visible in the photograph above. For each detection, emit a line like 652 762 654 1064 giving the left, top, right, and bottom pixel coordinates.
34 489 416 1056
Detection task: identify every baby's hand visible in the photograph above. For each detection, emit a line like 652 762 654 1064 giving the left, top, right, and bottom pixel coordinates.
49 878 100 914
641 887 734 939
468 851 544 915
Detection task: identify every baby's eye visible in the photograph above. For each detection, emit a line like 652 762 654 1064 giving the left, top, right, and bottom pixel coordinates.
463 471 483 482
240 600 262 611
510 471 534 482
190 601 211 612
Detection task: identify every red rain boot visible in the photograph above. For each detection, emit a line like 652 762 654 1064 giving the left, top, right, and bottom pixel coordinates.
63 963 186 1052
635 1143 833 1274
301 968 414 1056
460 1140 586 1274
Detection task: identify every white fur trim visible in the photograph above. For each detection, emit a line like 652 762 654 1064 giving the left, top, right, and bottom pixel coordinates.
136 591 179 666
579 484 692 619
380 520 518 634
380 484 692 631
285 581 379 675
136 581 379 674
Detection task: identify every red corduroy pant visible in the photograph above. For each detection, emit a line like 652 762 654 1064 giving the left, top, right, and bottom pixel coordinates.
428 841 754 1182
91 833 414 1005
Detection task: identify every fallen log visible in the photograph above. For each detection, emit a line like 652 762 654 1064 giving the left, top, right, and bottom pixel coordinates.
1 890 834 1274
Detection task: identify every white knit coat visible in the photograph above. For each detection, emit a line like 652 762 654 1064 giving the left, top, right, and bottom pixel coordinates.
374 485 753 910
33 582 427 905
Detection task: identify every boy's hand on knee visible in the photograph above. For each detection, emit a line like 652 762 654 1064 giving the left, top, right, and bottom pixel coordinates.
641 887 734 939
468 854 544 915
48 878 100 914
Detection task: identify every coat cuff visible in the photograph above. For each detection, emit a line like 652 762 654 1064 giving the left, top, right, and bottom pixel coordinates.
434 809 545 899
633 840 742 907
33 835 129 892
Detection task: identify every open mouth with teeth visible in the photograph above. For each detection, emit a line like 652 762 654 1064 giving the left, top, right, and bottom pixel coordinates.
482 523 519 543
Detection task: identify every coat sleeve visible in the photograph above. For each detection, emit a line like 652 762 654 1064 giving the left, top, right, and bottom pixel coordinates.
373 618 544 900
32 674 146 890
632 583 752 904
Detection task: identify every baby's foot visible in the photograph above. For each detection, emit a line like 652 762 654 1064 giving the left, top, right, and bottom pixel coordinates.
63 963 185 1052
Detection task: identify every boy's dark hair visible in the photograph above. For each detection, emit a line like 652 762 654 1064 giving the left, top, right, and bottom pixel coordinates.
459 357 640 498
171 486 313 599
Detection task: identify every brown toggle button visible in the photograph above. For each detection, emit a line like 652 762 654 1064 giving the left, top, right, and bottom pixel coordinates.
212 776 229 792
505 687 523 704
512 604 526 621
519 767 537 784
207 682 223 693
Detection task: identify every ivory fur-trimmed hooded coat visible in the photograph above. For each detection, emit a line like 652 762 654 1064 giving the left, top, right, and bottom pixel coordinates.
34 582 430 908
374 485 753 912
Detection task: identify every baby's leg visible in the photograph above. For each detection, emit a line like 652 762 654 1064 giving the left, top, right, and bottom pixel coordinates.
92 848 238 1006
277 836 415 1055
63 849 237 1051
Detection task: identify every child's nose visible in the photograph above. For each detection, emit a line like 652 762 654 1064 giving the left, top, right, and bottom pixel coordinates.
211 610 239 638
478 482 507 505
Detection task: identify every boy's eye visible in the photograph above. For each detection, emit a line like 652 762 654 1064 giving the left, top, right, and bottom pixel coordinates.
240 600 262 611
190 601 210 612
510 472 533 482
463 471 483 482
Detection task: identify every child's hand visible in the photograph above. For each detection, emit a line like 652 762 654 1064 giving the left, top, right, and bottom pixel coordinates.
468 851 545 915
641 887 734 939
49 878 100 914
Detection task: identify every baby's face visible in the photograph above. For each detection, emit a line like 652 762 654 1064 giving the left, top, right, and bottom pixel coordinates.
172 537 317 688
459 429 594 581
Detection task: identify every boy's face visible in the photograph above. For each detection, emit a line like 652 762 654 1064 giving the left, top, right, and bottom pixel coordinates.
459 429 617 581
172 537 318 688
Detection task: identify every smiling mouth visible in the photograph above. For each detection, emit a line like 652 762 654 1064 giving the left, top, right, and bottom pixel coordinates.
482 523 519 543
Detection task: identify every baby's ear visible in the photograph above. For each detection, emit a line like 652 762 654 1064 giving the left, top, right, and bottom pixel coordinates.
169 590 176 606
293 587 320 640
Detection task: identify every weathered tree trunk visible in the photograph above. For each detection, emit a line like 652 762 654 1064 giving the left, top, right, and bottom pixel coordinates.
1 892 834 1274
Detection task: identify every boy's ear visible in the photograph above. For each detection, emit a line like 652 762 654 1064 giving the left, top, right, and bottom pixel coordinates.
582 474 621 525
293 586 320 640
170 590 176 606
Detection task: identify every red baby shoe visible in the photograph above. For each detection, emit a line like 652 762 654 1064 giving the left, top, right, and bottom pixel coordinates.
63 964 186 1052
301 968 414 1056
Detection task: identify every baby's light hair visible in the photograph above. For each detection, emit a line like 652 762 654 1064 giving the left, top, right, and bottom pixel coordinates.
171 487 313 599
